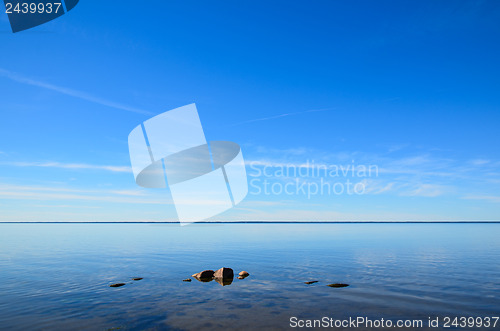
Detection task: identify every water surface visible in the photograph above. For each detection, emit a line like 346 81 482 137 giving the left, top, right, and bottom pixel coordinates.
0 223 499 330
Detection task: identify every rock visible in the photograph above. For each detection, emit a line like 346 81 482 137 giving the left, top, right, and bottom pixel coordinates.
109 283 126 288
192 270 215 279
182 278 192 282
237 271 249 279
214 277 233 286
132 277 143 281
214 267 234 279
305 281 318 284
327 283 349 288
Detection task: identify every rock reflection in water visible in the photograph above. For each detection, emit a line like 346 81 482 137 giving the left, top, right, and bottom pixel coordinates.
214 277 233 286
192 276 234 286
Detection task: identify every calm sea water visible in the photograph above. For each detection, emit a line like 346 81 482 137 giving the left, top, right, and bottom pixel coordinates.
0 223 499 330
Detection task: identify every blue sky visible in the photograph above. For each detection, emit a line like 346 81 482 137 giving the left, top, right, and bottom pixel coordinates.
1 1 500 221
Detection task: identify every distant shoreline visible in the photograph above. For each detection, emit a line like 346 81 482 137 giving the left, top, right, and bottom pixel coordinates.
1 221 499 224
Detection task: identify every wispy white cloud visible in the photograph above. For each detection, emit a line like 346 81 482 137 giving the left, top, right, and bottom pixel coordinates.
226 108 334 127
359 179 396 195
402 183 449 197
0 183 165 204
386 143 410 153
1 161 131 173
244 146 500 200
110 189 147 196
469 159 490 166
247 147 499 179
462 195 500 203
32 204 102 209
0 182 246 211
0 68 153 115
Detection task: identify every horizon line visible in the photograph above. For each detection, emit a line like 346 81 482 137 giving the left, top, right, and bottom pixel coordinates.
1 221 500 224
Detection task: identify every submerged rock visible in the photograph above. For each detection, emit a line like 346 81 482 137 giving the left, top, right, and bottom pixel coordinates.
132 277 143 281
305 281 318 284
238 271 250 277
214 267 234 279
327 283 349 288
192 270 215 279
182 278 192 282
237 276 245 279
109 283 126 288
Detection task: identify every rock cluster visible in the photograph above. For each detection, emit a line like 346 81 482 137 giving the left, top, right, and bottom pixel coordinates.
108 271 349 289
188 267 248 286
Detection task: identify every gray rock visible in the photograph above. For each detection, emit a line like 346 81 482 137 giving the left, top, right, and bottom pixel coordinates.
182 278 192 282
305 281 318 284
327 283 349 288
109 283 126 288
192 270 215 279
238 271 250 277
214 267 234 279
132 277 143 281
